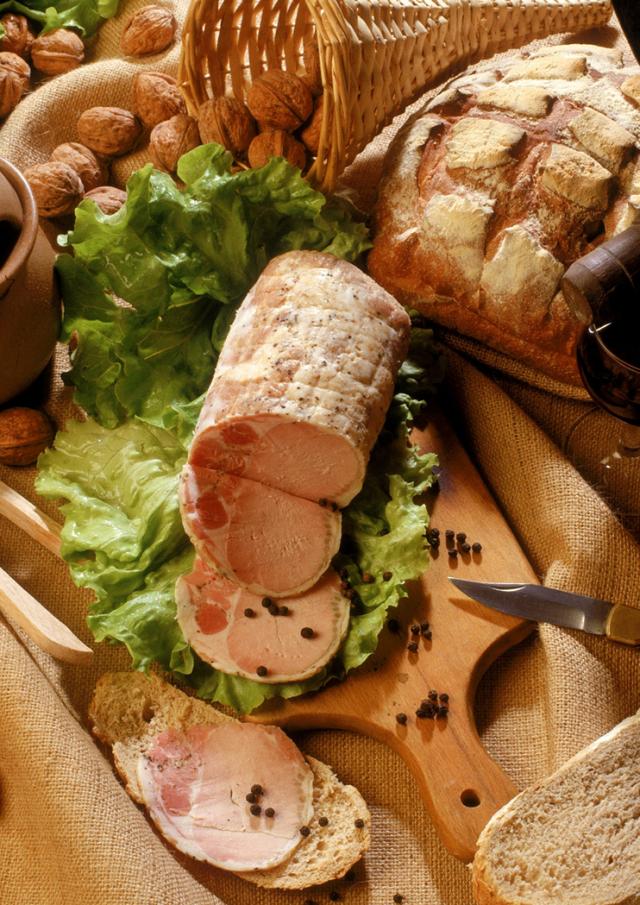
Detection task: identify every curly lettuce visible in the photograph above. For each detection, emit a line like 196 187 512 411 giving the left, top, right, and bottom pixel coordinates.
0 0 120 36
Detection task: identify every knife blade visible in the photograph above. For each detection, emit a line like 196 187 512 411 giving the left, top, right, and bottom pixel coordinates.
448 577 640 646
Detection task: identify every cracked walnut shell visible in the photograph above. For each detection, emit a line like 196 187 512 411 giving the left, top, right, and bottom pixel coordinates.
120 5 177 57
24 161 84 218
197 97 256 157
149 114 201 173
247 70 313 132
0 14 34 59
133 71 186 128
51 142 108 192
77 106 142 157
31 28 84 75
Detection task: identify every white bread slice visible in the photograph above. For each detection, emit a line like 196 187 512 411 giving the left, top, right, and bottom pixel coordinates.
472 713 640 905
89 671 370 889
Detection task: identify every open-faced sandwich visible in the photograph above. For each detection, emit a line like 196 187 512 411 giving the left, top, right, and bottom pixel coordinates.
90 671 370 888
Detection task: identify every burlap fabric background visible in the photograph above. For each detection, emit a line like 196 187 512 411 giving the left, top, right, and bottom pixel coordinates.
1 3 639 904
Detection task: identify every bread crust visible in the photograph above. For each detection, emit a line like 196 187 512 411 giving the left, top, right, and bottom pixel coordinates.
370 45 640 387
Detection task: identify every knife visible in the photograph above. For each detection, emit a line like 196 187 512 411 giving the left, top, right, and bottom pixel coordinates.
449 577 640 646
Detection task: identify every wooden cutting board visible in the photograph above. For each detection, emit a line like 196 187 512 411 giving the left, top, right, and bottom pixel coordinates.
254 410 537 863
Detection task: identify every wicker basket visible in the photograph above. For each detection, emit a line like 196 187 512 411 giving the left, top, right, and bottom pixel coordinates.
180 0 612 192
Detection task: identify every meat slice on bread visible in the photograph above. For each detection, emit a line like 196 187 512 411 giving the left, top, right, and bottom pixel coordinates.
89 671 370 889
472 710 640 905
370 44 640 385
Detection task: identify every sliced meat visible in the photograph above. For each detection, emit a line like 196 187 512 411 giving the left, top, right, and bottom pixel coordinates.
137 722 314 871
180 464 341 597
176 561 350 683
188 250 411 508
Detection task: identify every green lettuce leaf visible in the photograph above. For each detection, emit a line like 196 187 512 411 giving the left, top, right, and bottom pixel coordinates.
0 0 120 35
57 145 370 429
36 330 443 713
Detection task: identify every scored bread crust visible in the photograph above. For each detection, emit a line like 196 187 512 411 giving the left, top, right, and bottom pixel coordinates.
89 671 371 890
369 44 640 387
472 711 640 905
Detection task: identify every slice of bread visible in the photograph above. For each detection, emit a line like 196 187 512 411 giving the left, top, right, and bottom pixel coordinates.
472 712 640 905
89 671 370 889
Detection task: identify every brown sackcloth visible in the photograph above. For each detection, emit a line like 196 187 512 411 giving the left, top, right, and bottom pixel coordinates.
1 4 640 903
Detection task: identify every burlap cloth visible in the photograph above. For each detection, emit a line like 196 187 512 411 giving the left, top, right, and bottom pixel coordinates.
1 4 639 904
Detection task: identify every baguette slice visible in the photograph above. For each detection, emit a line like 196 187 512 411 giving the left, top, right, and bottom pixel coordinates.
472 712 640 905
89 671 370 889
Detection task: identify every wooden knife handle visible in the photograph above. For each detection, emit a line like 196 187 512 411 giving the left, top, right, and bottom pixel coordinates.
606 604 640 645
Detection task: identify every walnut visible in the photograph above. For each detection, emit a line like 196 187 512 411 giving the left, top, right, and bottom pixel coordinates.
0 14 34 59
120 5 177 57
31 28 84 75
24 161 84 218
133 71 186 128
300 94 323 154
0 51 30 91
0 407 55 466
248 130 307 171
301 38 323 96
84 186 127 215
0 68 21 117
197 97 256 157
149 114 201 173
50 142 108 192
77 106 142 157
247 70 313 132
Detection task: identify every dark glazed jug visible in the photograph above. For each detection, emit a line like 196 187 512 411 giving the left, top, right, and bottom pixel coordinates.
0 157 60 405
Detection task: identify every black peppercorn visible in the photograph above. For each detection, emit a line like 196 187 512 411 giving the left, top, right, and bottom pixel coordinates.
407 641 419 653
251 784 263 796
445 529 455 542
428 689 438 701
244 607 255 618
437 706 449 718
268 603 279 616
383 570 393 581
261 597 272 608
460 542 471 553
394 895 404 904
456 532 466 542
256 665 268 677
250 804 262 816
424 630 432 640
318 816 329 827
448 548 458 559
301 626 315 639
410 624 420 635
396 712 407 725
246 792 257 803
472 541 482 553
420 621 430 633
279 605 289 616
439 693 449 703
300 825 311 837
354 818 365 828
264 807 275 818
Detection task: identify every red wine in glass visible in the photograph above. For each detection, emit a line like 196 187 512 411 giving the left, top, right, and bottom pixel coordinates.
576 314 640 459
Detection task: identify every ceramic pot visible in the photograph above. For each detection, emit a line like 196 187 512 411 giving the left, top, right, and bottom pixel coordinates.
0 157 60 405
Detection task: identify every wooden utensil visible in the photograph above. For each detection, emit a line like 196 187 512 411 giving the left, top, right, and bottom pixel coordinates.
0 479 91 663
253 411 536 862
0 413 536 858
0 564 92 664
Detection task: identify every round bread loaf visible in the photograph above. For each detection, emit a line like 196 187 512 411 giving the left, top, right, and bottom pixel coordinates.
369 44 640 385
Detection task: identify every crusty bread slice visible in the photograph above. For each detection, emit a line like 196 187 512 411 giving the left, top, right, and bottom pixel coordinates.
472 712 640 905
89 671 370 889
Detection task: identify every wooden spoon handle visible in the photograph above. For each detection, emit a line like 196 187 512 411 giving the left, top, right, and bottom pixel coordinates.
0 564 92 664
0 478 61 556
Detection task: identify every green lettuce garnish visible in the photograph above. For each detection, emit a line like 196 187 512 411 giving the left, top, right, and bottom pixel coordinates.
0 0 120 36
37 330 442 713
57 144 370 429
